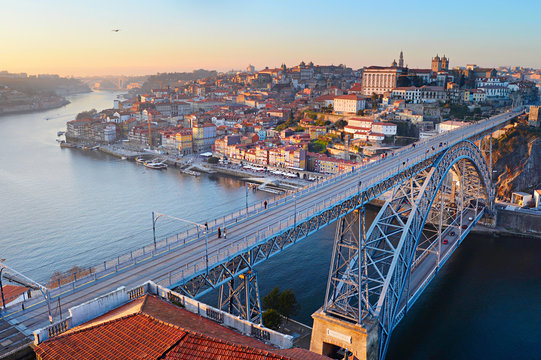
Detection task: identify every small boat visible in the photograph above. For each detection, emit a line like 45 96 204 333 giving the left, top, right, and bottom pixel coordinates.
180 168 201 177
121 156 127 160
57 131 65 136
60 142 76 148
144 161 167 170
135 157 146 164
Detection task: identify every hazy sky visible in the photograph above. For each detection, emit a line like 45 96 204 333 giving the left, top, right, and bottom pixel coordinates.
1 0 540 76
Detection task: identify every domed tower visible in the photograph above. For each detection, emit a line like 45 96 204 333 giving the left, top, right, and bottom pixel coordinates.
431 54 442 73
441 55 449 71
391 59 397 67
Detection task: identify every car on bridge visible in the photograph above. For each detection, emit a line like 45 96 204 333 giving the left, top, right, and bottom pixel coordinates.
442 239 449 245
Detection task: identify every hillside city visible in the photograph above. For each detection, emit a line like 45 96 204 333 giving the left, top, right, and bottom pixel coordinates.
63 53 540 180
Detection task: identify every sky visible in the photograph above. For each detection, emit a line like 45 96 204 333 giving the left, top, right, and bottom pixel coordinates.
0 0 540 76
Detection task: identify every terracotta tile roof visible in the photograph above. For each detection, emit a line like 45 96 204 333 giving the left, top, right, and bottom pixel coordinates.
35 295 332 360
35 313 185 360
1 285 29 304
273 348 333 360
164 332 291 360
112 295 272 350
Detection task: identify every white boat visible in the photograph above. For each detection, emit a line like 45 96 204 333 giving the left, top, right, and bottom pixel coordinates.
144 161 167 170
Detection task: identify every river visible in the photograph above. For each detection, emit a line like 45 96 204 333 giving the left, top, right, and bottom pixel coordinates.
1 91 540 359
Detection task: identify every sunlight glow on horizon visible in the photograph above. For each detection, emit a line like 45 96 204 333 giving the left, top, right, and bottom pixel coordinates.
1 0 540 76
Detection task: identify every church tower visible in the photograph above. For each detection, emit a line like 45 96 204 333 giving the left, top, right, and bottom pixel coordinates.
398 50 404 68
431 54 442 73
441 55 449 71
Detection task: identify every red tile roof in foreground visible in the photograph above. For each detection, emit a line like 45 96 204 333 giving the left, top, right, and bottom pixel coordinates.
35 295 331 360
35 313 184 360
164 332 291 360
35 313 299 360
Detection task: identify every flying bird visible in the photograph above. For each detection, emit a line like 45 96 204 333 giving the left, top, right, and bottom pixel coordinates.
112 29 120 32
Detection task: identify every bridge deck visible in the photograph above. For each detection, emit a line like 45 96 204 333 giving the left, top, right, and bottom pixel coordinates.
0 109 523 348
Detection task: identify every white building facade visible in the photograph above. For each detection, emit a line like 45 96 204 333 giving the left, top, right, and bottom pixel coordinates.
333 95 367 114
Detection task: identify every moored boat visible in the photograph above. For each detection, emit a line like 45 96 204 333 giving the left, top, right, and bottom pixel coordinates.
143 161 167 170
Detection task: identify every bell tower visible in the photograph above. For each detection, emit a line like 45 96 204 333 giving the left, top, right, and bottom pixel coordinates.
431 54 442 73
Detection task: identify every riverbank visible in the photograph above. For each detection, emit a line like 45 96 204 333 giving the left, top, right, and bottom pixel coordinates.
88 144 311 192
0 98 70 116
367 200 541 239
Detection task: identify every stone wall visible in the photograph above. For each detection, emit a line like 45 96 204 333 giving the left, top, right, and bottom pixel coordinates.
496 208 541 236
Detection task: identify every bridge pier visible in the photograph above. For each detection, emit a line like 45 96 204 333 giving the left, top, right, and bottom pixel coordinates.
217 269 262 325
310 308 379 360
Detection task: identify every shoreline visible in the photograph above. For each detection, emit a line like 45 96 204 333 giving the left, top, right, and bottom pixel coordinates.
0 99 70 117
470 225 541 240
366 200 541 240
92 145 310 191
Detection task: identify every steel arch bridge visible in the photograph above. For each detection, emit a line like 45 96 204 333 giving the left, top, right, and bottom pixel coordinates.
323 140 493 359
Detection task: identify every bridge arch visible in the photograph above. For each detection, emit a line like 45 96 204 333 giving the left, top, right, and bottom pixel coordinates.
368 140 494 358
322 140 495 359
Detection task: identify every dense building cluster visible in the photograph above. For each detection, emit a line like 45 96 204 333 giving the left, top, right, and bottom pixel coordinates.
64 53 540 175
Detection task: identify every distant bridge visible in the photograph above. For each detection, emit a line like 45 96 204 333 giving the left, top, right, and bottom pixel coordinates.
0 108 524 359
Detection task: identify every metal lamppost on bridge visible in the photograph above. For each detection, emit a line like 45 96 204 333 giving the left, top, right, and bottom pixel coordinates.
245 182 249 213
0 260 53 323
0 259 6 310
294 193 297 230
152 212 210 274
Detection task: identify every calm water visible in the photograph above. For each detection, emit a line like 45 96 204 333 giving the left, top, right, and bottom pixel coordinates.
1 91 540 359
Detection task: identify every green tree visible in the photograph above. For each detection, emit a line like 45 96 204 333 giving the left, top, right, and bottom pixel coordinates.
262 286 280 310
335 119 348 129
207 156 219 164
308 141 326 153
277 289 299 321
76 109 97 120
356 109 364 116
262 309 282 330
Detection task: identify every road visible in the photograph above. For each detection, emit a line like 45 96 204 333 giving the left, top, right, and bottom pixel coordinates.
0 109 523 356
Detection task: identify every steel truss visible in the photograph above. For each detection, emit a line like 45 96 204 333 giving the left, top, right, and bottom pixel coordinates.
175 157 438 303
218 270 262 324
173 142 491 332
323 141 494 360
323 207 365 322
